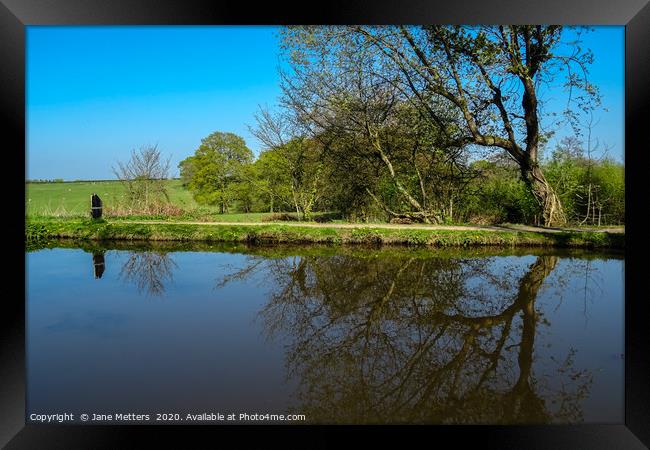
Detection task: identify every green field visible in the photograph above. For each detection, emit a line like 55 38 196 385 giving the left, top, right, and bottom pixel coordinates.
25 180 337 222
26 180 219 217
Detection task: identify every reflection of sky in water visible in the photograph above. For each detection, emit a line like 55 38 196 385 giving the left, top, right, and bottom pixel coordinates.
533 257 624 423
26 247 624 424
28 248 293 416
45 310 128 337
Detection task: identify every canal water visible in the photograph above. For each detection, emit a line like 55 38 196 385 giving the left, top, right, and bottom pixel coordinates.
26 242 624 424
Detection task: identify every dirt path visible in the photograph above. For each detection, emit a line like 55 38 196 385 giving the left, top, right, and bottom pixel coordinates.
120 220 624 234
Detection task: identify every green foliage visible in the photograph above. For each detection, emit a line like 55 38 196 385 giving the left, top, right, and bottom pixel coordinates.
253 137 328 219
230 163 262 213
254 147 293 212
589 160 625 224
543 139 625 225
452 147 625 227
179 131 254 213
456 160 537 225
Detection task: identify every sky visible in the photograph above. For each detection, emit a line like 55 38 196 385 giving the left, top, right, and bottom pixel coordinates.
26 26 624 181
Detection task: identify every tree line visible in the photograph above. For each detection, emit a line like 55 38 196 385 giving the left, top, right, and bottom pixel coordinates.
174 127 622 226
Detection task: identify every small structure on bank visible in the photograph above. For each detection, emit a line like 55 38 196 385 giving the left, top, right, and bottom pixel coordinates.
90 193 102 219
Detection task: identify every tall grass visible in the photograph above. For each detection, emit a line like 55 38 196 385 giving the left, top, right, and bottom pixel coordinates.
26 201 85 218
103 200 185 218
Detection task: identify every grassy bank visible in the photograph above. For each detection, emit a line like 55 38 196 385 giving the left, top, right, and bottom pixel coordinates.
26 218 625 249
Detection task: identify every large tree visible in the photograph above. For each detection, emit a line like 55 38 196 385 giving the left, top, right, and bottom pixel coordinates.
280 26 599 226
279 29 469 223
179 131 253 213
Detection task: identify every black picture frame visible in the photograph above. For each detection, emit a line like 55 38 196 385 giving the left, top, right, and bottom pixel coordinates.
2 1 648 448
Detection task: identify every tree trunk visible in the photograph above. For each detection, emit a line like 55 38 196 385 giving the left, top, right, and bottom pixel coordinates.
598 206 602 226
521 163 566 227
449 197 453 223
581 184 592 225
592 201 596 224
291 186 300 216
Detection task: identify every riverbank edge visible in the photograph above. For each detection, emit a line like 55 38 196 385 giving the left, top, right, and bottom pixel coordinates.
25 218 625 249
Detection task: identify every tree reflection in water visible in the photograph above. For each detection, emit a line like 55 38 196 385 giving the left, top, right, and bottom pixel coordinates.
119 251 177 296
219 252 593 424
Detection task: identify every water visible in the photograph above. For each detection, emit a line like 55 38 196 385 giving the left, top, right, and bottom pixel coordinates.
26 242 624 424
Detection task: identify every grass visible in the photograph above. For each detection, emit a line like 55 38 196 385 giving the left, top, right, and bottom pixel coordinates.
25 180 329 222
26 217 625 249
26 179 211 217
25 179 347 224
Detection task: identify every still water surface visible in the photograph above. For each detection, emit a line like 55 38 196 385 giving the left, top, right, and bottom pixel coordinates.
26 242 624 424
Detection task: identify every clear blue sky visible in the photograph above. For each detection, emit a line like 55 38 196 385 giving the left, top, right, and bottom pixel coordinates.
26 26 624 181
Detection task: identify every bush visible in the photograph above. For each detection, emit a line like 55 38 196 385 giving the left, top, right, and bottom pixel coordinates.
463 162 538 225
